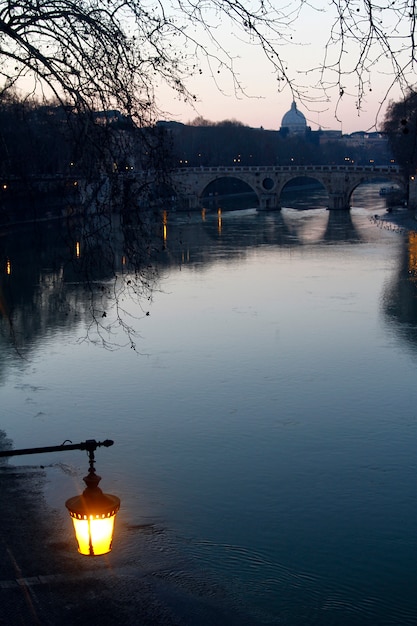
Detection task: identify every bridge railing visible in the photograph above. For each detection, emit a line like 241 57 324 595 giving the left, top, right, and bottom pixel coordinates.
173 164 401 175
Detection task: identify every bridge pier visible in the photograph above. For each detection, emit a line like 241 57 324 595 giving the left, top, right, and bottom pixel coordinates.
185 193 200 209
258 193 281 211
328 193 350 211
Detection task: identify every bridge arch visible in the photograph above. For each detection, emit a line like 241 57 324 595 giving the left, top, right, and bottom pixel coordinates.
200 174 258 198
277 173 327 195
200 176 259 209
345 175 406 206
278 175 328 209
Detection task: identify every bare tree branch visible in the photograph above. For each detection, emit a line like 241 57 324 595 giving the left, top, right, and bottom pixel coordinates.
1 0 417 127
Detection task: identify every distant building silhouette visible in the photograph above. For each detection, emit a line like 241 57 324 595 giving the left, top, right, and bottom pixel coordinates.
280 102 307 135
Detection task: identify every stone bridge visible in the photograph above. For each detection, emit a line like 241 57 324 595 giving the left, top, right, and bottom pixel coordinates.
169 164 405 210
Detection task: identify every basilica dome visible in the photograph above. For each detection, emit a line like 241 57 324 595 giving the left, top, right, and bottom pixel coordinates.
280 101 307 134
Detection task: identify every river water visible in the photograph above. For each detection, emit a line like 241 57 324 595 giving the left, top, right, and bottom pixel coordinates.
1 183 417 624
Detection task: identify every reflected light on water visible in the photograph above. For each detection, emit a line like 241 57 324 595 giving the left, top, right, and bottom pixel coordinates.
408 231 417 279
162 210 168 244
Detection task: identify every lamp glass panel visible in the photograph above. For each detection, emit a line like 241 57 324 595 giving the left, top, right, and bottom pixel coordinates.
71 515 116 556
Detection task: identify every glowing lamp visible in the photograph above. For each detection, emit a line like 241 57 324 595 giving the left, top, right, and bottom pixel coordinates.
0 438 120 556
66 454 120 556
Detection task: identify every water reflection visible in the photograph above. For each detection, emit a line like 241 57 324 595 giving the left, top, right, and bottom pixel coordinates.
158 206 389 269
1 205 417 357
0 216 160 354
323 209 362 242
383 230 417 349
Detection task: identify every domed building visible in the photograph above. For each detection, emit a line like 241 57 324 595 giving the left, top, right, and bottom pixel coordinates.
280 101 307 135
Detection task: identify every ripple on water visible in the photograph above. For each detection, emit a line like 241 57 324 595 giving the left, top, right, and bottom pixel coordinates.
176 538 417 625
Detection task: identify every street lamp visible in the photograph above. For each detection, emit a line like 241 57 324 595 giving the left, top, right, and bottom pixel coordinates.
0 438 120 556
65 443 120 556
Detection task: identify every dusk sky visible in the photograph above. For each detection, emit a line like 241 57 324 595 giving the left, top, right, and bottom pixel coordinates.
6 0 409 135
158 75 402 135
156 2 408 134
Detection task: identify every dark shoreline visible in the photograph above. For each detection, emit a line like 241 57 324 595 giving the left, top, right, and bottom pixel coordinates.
371 206 417 233
0 458 260 625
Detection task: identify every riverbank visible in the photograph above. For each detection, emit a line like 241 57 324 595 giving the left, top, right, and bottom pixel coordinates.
0 457 259 625
370 206 417 233
0 461 172 625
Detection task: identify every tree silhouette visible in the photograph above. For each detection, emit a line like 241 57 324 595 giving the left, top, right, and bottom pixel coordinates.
383 90 417 178
1 0 416 123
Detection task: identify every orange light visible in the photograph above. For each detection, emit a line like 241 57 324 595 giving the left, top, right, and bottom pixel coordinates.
67 506 119 556
163 211 168 243
408 232 417 280
65 471 120 556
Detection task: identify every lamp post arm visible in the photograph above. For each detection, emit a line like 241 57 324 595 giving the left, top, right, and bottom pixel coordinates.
0 439 114 458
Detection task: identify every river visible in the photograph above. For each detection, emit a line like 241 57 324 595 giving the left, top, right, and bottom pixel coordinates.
1 183 417 624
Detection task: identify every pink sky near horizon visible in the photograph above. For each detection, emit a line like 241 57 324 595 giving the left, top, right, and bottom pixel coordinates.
157 59 404 135
155 2 407 135
158 88 399 134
